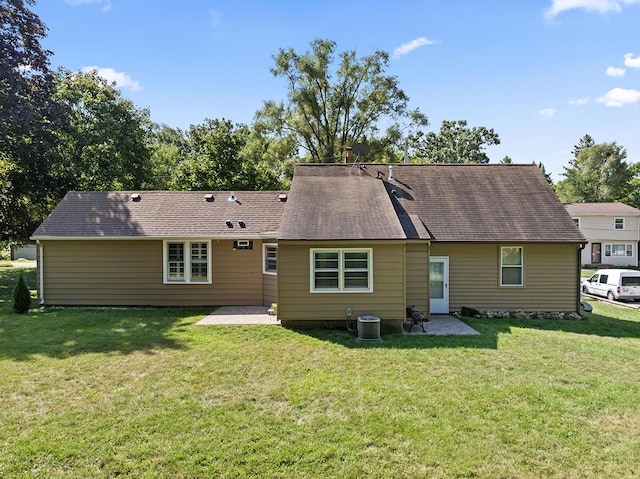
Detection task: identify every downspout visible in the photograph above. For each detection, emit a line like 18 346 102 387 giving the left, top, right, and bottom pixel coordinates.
37 240 44 305
578 242 586 313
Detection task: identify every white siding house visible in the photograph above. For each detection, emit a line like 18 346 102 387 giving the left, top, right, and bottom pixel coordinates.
565 202 640 267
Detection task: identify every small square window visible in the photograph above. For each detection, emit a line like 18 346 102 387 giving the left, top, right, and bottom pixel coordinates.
614 218 624 230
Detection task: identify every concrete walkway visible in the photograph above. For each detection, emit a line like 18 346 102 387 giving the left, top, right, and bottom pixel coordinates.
197 308 479 336
405 315 480 335
196 306 281 326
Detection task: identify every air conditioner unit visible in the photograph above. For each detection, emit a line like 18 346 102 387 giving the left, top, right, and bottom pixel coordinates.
237 240 250 248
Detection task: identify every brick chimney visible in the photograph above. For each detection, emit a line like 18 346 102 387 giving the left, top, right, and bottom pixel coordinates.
345 147 354 163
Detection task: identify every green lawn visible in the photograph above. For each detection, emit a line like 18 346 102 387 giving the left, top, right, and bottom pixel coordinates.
1 266 639 478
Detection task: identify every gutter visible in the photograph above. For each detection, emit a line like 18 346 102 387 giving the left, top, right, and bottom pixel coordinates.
37 240 44 305
578 242 586 314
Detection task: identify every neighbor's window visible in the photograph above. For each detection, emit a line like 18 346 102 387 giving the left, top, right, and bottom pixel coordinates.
263 244 278 274
310 248 372 292
614 218 624 230
573 218 580 228
500 246 523 287
605 243 634 257
164 240 211 283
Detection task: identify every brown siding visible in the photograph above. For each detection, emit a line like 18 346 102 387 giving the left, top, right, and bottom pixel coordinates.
430 242 580 312
277 241 406 330
40 239 267 306
263 273 277 306
405 242 429 313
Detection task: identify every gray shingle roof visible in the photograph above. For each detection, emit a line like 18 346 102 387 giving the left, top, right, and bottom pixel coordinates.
564 202 640 216
31 191 287 239
281 163 585 242
278 169 406 240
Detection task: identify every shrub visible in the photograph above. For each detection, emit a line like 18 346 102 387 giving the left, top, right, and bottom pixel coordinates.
13 272 31 314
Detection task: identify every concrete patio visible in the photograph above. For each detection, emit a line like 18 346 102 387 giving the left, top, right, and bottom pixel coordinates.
197 307 479 335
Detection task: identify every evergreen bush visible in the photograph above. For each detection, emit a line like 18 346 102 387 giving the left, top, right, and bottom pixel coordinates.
13 272 31 314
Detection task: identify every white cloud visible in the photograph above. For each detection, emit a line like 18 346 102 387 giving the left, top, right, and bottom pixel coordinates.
82 66 142 92
597 87 640 106
624 52 640 68
606 66 626 77
539 108 557 117
569 97 590 105
64 0 112 12
545 0 639 18
392 37 437 59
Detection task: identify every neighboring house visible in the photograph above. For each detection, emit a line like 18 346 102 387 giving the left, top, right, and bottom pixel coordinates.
565 202 640 268
276 163 585 331
11 242 37 260
32 164 585 332
31 191 287 307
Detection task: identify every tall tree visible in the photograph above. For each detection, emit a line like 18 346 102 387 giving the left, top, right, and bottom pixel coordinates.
52 69 152 192
0 0 64 239
412 120 500 163
254 38 428 163
555 141 632 203
571 134 595 158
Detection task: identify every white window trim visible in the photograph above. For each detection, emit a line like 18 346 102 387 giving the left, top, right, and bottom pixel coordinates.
163 240 212 284
604 243 634 257
310 248 373 293
614 218 625 230
263 243 278 275
500 245 524 287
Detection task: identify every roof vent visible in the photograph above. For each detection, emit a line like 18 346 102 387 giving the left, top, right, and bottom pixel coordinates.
225 220 233 228
204 194 214 202
228 194 237 202
388 165 395 181
278 194 288 202
238 220 246 228
130 193 141 202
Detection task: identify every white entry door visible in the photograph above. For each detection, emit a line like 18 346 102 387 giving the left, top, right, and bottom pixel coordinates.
429 256 449 314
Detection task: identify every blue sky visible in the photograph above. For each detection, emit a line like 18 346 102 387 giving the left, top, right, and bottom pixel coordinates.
33 0 640 180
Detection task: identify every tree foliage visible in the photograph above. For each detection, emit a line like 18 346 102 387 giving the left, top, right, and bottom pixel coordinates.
412 120 500 163
13 271 31 314
168 119 282 191
555 140 632 203
254 38 428 163
0 0 65 240
52 69 153 192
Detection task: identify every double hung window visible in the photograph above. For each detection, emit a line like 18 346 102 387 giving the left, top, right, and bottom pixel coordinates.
311 249 372 292
263 244 278 274
500 246 523 287
164 240 211 283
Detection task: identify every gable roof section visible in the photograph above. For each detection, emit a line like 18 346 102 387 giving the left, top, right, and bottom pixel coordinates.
564 202 640 216
282 163 585 242
278 165 406 240
31 191 287 239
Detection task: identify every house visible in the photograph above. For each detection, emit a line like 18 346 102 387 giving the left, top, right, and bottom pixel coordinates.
31 190 287 307
564 202 640 268
276 163 585 331
32 164 585 332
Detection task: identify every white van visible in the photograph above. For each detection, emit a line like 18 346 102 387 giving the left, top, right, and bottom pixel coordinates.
581 269 640 301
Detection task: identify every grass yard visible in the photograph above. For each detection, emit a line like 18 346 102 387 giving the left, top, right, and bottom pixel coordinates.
1 266 639 478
